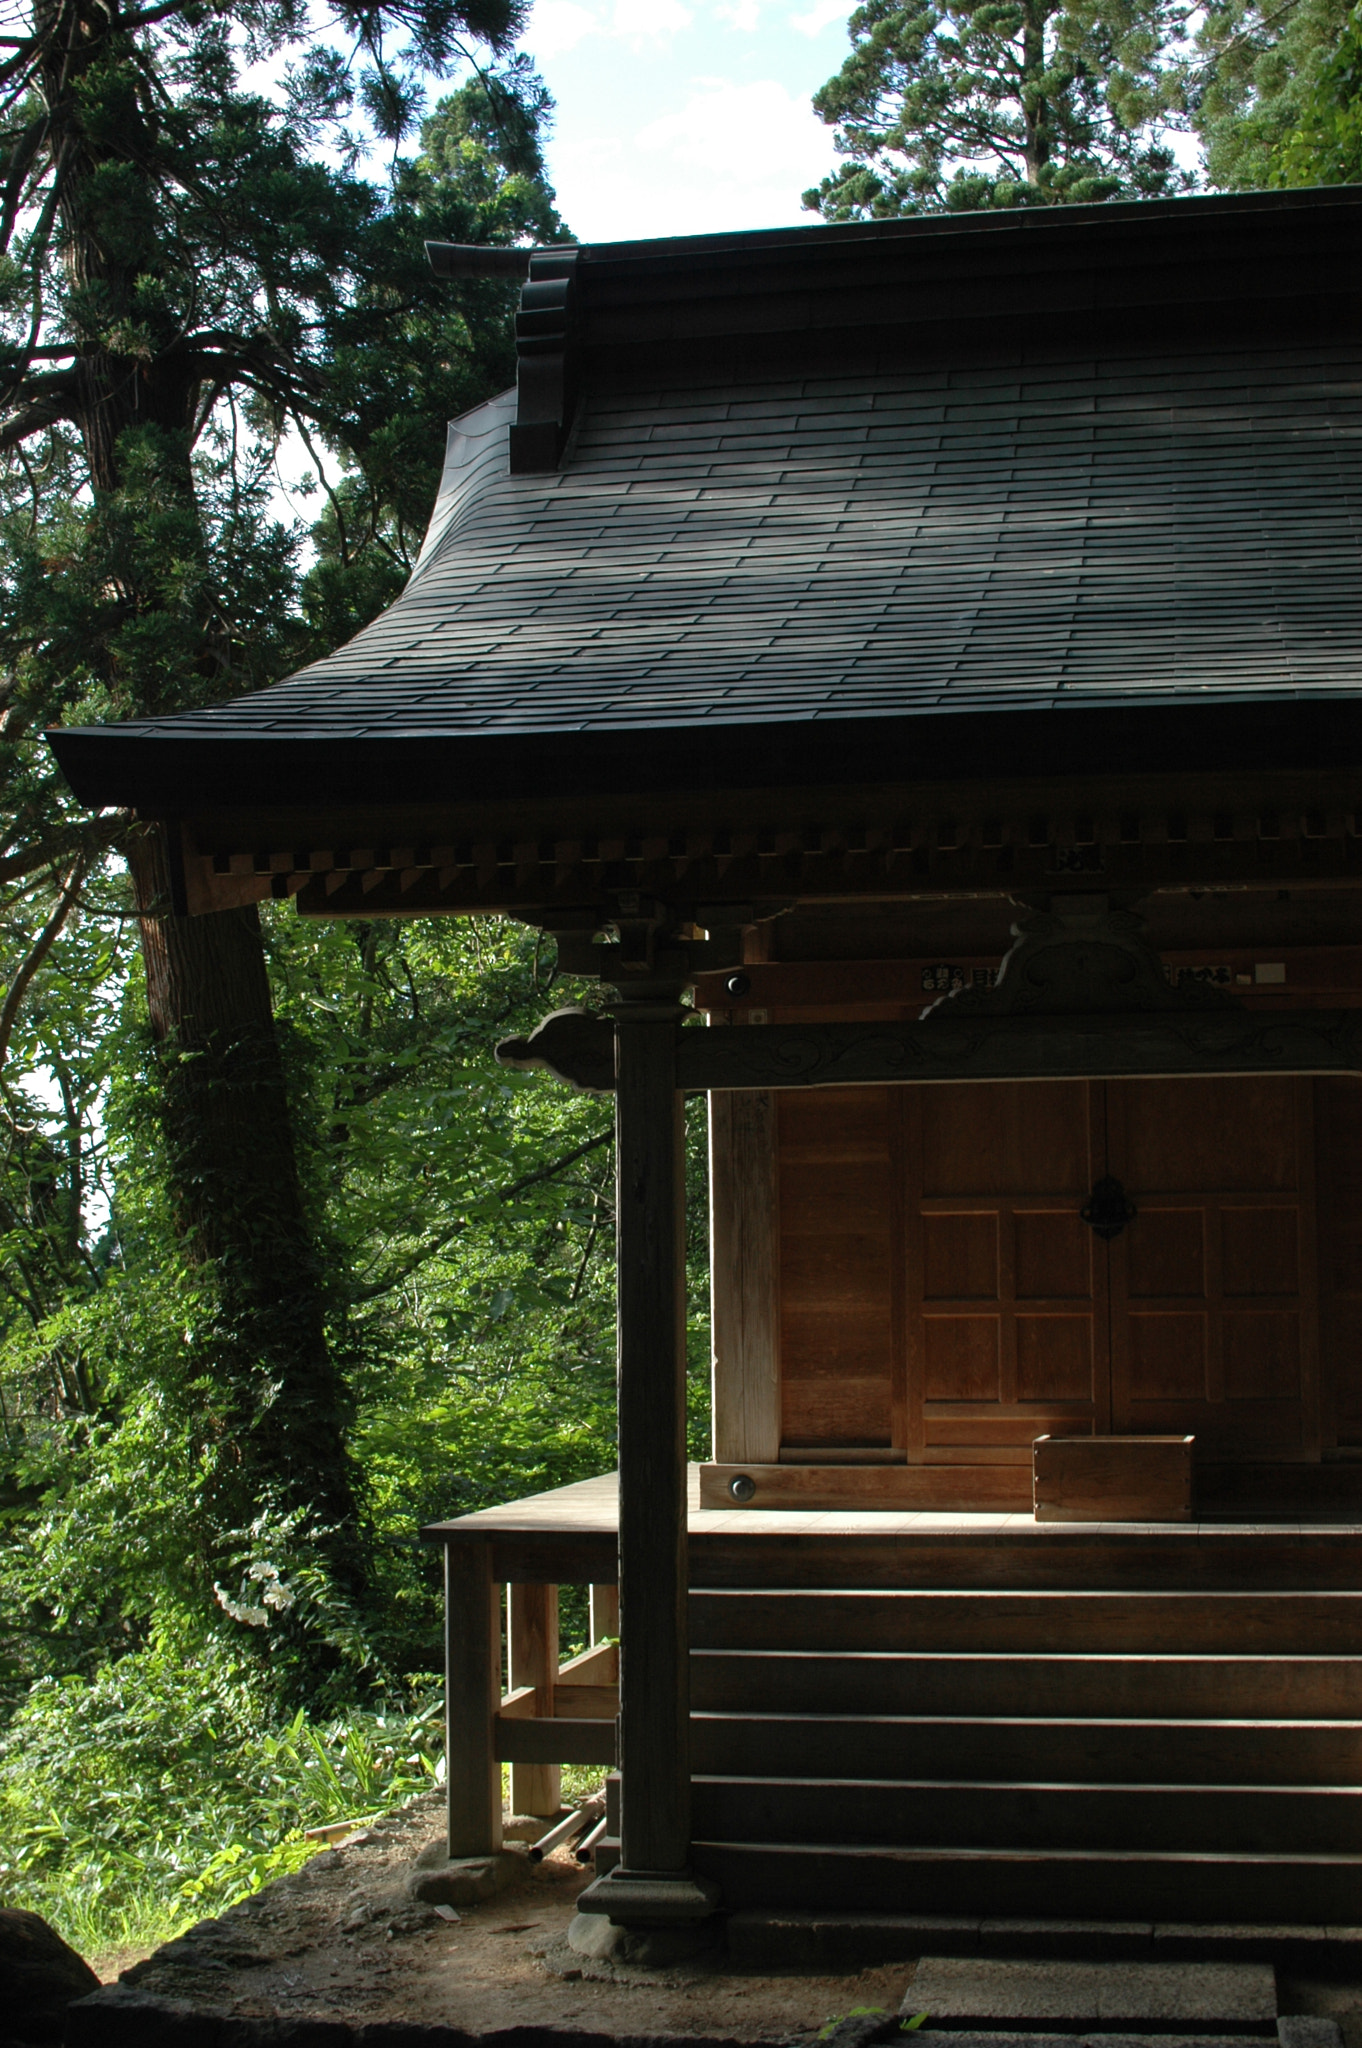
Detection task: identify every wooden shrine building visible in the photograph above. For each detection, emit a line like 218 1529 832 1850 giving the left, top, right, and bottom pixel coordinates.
50 186 1362 1937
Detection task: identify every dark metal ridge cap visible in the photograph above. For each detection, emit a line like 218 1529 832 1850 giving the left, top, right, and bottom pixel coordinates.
47 698 1362 816
568 183 1362 271
428 189 1362 303
425 241 544 278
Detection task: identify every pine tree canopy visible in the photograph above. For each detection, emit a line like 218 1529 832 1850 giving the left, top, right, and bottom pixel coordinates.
804 0 1196 219
0 0 567 942
0 0 570 1684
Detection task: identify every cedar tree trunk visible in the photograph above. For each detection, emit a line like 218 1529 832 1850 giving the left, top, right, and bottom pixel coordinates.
129 833 367 1624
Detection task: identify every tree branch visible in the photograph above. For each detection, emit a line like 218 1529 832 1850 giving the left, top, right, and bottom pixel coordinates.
0 854 89 1073
0 814 124 889
349 1127 613 1304
0 393 75 452
498 1126 612 1203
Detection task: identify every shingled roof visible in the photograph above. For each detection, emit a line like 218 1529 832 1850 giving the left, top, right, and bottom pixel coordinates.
51 187 1362 814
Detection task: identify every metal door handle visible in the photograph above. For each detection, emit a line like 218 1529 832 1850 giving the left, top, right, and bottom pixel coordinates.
1081 1174 1137 1241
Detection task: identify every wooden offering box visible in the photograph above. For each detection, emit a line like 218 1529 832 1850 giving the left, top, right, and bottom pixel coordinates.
1033 1435 1195 1523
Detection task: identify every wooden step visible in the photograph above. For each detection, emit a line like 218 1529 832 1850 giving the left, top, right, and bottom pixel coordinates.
691 1649 1362 1720
691 1530 1362 1595
689 1589 1362 1655
690 1776 1362 1853
690 1712 1362 1785
688 1841 1362 1920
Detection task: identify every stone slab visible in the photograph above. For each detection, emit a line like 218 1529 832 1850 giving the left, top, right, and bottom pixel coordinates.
406 1851 519 1905
903 1958 1278 2033
911 2036 1274 2048
1153 1930 1330 1960
1277 2022 1344 2048
980 1924 1156 1960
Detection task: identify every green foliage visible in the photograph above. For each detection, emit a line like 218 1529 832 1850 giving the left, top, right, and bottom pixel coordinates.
804 0 1195 218
816 2009 930 2038
1193 0 1362 187
0 0 580 1732
0 905 711 1938
1275 3 1362 180
0 0 625 1921
0 1638 445 1956
297 62 571 642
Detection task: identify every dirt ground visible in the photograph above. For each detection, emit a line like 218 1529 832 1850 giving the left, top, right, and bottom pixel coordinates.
97 1793 914 2041
87 1793 1362 2044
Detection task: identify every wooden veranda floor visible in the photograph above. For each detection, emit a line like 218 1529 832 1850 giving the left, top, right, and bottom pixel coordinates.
422 1464 1362 1587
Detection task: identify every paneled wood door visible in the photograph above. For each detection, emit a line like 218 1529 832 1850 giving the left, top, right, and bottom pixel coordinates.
1106 1078 1320 1460
765 1076 1323 1466
777 1086 898 1453
906 1082 1110 1465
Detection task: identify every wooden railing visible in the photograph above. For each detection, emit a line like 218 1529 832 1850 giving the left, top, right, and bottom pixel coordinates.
444 1538 618 1855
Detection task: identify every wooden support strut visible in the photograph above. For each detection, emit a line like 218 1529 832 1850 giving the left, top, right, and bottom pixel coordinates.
508 1581 560 1818
444 1538 502 1858
577 995 720 1927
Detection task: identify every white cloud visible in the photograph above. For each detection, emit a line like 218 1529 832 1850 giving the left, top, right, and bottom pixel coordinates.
549 75 833 238
526 0 601 55
636 76 824 177
790 0 847 34
716 0 762 27
610 0 695 38
524 0 694 59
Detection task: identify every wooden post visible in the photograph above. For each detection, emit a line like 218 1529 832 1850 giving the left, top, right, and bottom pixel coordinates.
509 1581 561 1817
578 996 718 1925
590 1583 619 1642
709 1089 781 1463
444 1538 502 1858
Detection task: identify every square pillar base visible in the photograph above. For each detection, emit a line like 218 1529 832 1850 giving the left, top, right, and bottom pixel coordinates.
576 1866 722 1924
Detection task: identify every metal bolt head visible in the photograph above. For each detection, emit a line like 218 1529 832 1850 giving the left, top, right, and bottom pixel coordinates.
729 1473 756 1503
724 972 751 998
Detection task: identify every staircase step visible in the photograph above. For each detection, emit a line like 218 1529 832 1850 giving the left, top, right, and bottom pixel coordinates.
692 1530 1362 1595
691 1714 1362 1785
691 1777 1362 1853
677 1581 1362 1927
690 1591 1362 1656
691 1651 1362 1720
723 1912 1362 1970
690 1842 1362 1920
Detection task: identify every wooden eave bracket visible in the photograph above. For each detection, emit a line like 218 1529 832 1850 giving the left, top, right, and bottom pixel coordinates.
682 904 1360 1086
496 1006 616 1092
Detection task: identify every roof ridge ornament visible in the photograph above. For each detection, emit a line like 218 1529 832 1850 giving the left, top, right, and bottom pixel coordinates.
919 897 1243 1021
426 242 583 474
509 248 580 473
424 242 539 278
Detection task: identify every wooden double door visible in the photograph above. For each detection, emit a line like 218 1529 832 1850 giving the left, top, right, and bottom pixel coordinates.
776 1077 1323 1465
